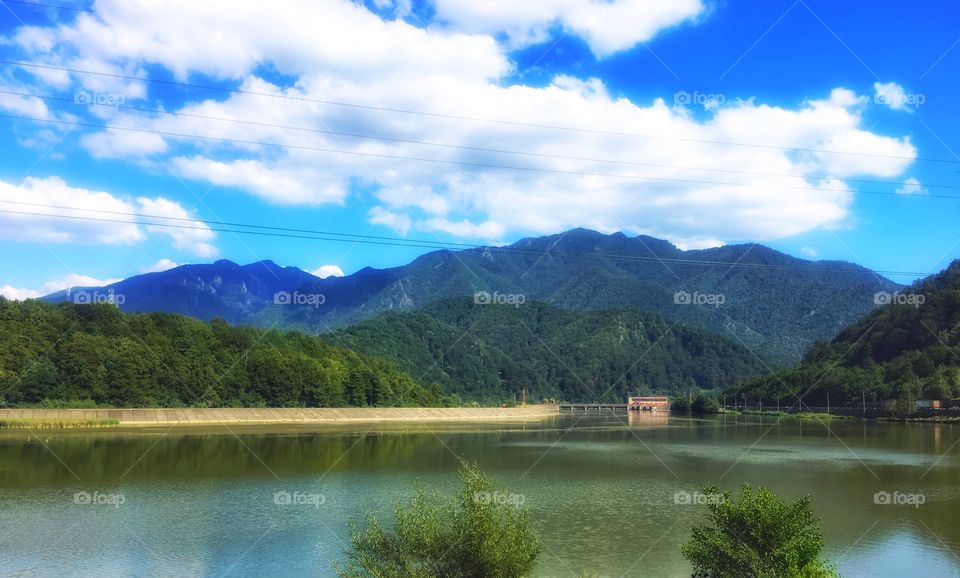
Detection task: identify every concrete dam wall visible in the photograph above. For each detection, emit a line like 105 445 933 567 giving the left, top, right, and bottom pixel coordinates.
0 406 559 425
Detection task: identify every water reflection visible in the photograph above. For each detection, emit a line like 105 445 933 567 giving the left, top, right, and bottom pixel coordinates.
0 414 957 577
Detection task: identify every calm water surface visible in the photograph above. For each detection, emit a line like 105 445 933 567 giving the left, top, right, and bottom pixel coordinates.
1 413 958 577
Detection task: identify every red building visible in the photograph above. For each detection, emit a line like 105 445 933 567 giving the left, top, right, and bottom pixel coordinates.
627 396 670 411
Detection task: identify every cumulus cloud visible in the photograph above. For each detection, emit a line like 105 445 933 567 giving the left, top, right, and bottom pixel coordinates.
310 264 345 278
0 176 143 244
2 0 920 249
0 273 122 300
137 197 218 257
171 156 346 206
0 91 51 119
369 207 412 235
0 177 217 255
873 81 922 112
895 177 927 196
432 0 706 57
141 258 179 273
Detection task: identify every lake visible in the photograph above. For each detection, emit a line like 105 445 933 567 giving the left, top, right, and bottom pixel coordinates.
1 413 958 577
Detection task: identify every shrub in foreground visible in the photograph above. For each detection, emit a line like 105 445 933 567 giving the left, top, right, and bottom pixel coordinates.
681 484 838 578
336 460 540 578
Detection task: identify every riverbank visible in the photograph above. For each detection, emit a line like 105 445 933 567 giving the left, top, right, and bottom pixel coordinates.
0 406 559 427
724 409 854 420
880 415 960 424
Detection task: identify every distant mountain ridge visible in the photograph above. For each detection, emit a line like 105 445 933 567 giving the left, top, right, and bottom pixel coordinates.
43 228 902 364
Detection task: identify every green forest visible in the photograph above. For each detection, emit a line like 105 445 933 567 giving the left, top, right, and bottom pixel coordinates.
331 298 768 404
728 260 960 406
5 260 957 409
0 298 443 408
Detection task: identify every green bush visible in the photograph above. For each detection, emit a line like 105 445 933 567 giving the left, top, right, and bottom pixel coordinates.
681 484 838 578
691 394 721 415
671 397 692 413
336 460 540 577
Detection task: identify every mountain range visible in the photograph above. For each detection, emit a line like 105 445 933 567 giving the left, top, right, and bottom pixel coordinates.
44 229 902 365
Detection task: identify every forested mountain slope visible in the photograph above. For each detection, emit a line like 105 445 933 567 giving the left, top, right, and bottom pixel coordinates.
331 298 769 404
45 229 900 365
728 260 960 406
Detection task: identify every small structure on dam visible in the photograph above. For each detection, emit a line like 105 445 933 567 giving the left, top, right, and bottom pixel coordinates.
558 396 670 411
627 396 670 411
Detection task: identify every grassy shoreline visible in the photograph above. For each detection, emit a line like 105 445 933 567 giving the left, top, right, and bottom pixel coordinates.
0 418 121 429
723 409 854 420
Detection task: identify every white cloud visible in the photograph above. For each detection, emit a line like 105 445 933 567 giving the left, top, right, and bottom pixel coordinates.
40 273 122 293
432 0 706 57
369 207 412 235
141 258 179 273
82 128 168 158
0 285 40 300
310 264 345 278
873 81 922 112
0 177 217 255
895 177 927 196
0 176 143 244
0 91 51 119
136 197 219 257
673 238 724 251
171 156 346 206
422 217 505 240
0 273 122 300
800 246 818 258
3 1 921 249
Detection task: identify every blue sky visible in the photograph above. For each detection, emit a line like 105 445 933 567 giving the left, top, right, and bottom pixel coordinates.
0 0 958 297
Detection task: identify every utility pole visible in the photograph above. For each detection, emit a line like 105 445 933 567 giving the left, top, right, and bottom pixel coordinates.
826 391 830 415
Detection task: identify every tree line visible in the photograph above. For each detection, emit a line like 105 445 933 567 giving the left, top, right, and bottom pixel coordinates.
0 298 444 408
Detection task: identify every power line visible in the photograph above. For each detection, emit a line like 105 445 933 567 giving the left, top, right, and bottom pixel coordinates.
0 199 479 248
2 59 954 164
4 88 959 192
0 204 929 277
5 111 960 199
1 0 93 12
